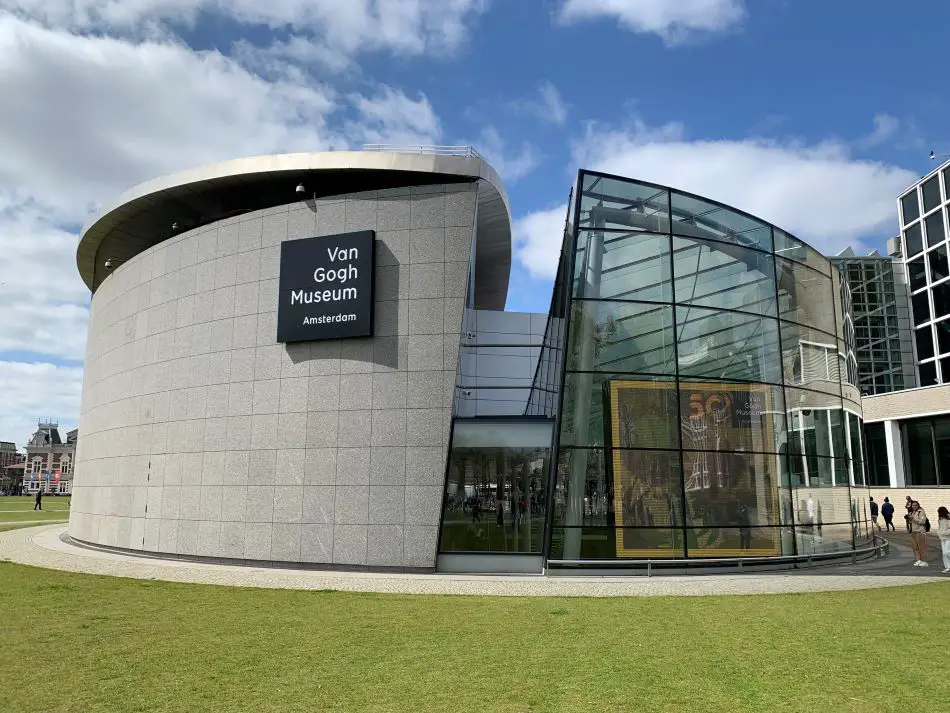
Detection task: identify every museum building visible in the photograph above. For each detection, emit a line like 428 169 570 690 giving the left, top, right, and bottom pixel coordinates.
69 149 873 573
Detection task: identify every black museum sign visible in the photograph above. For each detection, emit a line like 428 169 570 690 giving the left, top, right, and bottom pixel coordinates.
276 230 375 342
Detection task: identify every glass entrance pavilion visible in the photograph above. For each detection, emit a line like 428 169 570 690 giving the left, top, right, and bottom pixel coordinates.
438 170 873 569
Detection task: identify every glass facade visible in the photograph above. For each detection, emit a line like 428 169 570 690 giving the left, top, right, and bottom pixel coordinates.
439 170 872 564
549 171 869 560
829 254 916 394
899 167 950 385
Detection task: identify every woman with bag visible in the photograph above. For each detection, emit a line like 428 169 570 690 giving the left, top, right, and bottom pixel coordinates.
909 501 929 567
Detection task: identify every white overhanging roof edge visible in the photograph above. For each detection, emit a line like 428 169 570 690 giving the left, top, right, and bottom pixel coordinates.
77 150 512 295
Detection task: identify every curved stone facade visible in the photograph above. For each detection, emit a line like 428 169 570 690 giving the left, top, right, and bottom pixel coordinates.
70 182 480 569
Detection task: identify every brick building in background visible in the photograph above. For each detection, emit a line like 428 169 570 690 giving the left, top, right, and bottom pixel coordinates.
0 441 23 469
1 441 25 494
24 422 77 495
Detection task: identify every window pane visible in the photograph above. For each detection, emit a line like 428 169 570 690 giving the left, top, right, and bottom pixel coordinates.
922 176 942 212
904 223 924 257
929 244 949 283
916 327 934 360
684 527 785 557
792 487 856 553
779 322 842 394
560 374 678 449
785 388 843 460
905 420 937 485
939 321 950 354
682 450 781 526
864 422 890 487
919 361 938 386
439 421 552 553
901 190 920 224
579 173 670 231
773 229 830 275
552 448 612 529
933 282 950 319
677 307 781 383
679 381 786 454
574 231 672 302
672 237 776 315
909 257 927 291
847 412 864 485
671 191 772 252
913 292 930 325
567 300 675 374
776 257 836 334
935 416 950 486
925 210 946 247
611 449 682 521
551 450 688 559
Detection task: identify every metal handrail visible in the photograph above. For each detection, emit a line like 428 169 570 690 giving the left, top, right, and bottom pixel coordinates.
361 144 483 160
547 537 890 576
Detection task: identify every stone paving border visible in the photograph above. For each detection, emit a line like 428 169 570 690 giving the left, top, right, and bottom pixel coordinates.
1 525 946 598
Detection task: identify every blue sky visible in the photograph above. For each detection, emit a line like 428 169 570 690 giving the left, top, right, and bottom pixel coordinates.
0 0 944 443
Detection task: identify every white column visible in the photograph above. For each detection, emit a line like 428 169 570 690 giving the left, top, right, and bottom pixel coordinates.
883 420 904 488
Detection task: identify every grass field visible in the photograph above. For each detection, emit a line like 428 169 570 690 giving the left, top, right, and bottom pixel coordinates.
0 561 947 713
0 495 70 530
0 494 71 512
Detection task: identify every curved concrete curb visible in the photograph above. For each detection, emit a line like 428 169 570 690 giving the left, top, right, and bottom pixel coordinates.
1 525 945 598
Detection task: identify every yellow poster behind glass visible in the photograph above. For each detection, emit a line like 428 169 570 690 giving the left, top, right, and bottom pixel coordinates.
609 379 781 558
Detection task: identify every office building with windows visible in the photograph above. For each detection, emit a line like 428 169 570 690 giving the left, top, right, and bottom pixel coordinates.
70 151 872 573
897 161 950 386
829 248 916 395
848 163 950 511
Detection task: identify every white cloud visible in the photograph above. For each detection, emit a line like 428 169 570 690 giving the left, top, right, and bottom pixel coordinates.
514 118 917 279
475 126 540 182
0 193 90 360
345 87 442 146
558 0 746 45
511 81 569 126
513 206 567 280
0 15 341 219
3 0 488 64
0 361 83 449
856 113 900 150
538 81 569 125
0 13 457 438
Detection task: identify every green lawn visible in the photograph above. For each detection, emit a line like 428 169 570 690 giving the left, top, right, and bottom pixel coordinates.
0 562 947 712
0 494 71 510
0 510 71 523
0 521 67 533
0 496 70 525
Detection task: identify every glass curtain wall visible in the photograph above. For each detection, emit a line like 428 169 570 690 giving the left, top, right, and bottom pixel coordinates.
829 256 915 394
439 420 553 553
550 171 871 560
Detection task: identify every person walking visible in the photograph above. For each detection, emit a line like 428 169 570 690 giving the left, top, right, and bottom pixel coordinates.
909 501 929 567
881 497 895 532
869 497 880 532
937 506 950 574
33 488 43 511
905 496 914 533
737 504 752 550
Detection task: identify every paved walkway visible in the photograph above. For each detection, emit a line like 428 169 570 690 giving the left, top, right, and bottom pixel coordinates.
0 525 946 597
